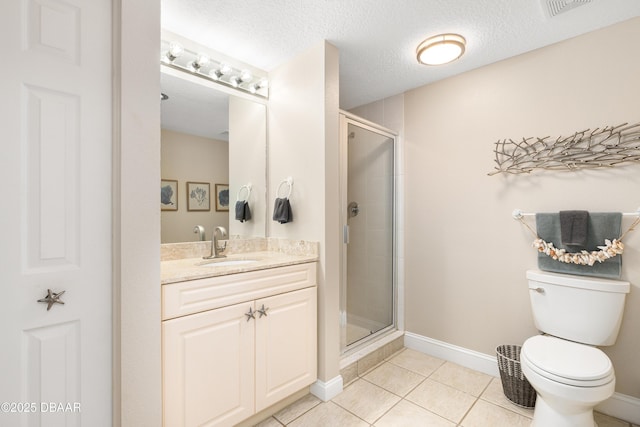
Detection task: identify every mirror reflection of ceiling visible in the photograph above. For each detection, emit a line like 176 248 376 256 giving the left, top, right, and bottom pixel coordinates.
160 0 640 109
161 71 229 142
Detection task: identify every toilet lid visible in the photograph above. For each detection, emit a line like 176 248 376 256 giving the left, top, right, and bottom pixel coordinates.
522 335 613 385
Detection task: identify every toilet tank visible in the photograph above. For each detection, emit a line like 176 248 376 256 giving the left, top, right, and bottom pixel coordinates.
526 270 630 346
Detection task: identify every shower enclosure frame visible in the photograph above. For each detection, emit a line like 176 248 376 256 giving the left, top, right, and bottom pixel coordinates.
339 111 399 355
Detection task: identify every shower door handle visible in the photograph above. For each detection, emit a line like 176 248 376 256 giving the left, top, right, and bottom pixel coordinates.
343 225 349 244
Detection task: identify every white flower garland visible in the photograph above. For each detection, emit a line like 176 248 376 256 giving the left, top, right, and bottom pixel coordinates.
533 238 623 266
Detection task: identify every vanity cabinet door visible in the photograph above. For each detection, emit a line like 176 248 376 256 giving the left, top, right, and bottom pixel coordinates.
255 287 318 411
163 302 255 427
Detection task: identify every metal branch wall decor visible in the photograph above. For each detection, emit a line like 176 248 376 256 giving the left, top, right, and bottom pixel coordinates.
488 122 640 175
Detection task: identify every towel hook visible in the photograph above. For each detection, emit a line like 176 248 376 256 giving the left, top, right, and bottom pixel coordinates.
276 177 293 199
237 184 252 202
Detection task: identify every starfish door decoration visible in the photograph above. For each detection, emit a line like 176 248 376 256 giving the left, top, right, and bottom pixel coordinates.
37 289 66 311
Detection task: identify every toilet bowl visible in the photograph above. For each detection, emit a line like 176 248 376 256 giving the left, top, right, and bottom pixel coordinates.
522 270 629 427
521 335 615 427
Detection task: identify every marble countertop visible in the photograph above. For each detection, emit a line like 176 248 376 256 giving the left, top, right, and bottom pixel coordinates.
161 251 318 285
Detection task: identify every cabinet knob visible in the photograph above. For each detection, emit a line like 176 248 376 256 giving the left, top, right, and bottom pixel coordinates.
245 307 256 322
257 304 269 318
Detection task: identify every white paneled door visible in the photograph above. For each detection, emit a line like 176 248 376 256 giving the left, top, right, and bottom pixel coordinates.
0 1 113 426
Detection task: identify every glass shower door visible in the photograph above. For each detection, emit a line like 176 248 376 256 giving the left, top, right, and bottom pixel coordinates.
341 115 396 350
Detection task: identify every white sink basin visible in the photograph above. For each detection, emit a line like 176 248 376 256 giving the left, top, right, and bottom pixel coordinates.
200 259 258 267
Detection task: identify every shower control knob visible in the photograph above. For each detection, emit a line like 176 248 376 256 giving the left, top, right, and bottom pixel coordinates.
348 202 360 217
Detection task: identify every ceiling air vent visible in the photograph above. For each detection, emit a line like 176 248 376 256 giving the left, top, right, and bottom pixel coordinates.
542 0 592 18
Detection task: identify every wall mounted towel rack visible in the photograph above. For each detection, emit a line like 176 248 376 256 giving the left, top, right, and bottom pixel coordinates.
237 184 252 202
276 177 293 199
512 208 640 220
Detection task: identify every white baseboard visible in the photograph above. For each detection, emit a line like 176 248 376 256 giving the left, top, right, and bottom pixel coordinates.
310 376 343 402
404 332 640 425
404 332 499 377
596 392 640 425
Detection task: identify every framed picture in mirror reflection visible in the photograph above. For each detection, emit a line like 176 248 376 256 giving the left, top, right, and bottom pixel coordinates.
215 184 229 212
161 179 178 211
187 181 210 211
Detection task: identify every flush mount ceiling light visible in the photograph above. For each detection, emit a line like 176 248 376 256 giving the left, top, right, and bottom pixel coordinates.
416 33 466 66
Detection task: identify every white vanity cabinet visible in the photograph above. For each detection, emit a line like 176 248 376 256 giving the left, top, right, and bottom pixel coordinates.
162 262 317 427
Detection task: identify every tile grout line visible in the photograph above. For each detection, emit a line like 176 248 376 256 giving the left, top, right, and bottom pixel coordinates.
360 363 428 398
456 395 481 427
330 399 375 426
276 397 322 426
455 377 495 426
365 396 401 426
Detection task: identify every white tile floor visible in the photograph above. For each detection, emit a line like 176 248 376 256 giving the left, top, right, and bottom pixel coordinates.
255 348 637 427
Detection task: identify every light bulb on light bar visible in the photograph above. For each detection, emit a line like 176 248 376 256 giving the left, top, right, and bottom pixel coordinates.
165 41 184 62
196 54 210 67
189 53 210 71
220 63 232 74
229 76 240 87
250 78 269 93
240 70 252 82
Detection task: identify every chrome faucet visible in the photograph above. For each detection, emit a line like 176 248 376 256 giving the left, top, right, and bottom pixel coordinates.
204 226 227 259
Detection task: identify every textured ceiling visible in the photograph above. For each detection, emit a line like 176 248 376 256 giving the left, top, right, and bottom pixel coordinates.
161 0 640 110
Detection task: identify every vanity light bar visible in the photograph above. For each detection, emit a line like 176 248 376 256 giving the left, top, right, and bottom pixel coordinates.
161 40 269 99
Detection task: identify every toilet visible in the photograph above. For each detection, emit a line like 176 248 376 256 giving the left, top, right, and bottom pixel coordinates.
520 269 630 427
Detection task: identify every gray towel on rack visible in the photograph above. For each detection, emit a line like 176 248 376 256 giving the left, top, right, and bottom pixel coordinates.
560 210 589 248
235 200 251 222
272 198 293 224
535 212 622 278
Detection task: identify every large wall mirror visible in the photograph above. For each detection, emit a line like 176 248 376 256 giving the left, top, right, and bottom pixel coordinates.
160 66 267 243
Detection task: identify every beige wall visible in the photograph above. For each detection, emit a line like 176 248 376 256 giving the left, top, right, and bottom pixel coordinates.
161 129 229 243
268 41 341 383
403 17 640 397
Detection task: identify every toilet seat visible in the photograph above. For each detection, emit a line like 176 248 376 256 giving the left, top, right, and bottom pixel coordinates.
522 335 614 387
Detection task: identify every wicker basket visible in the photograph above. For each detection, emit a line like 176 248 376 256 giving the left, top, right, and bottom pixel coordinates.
496 345 537 408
